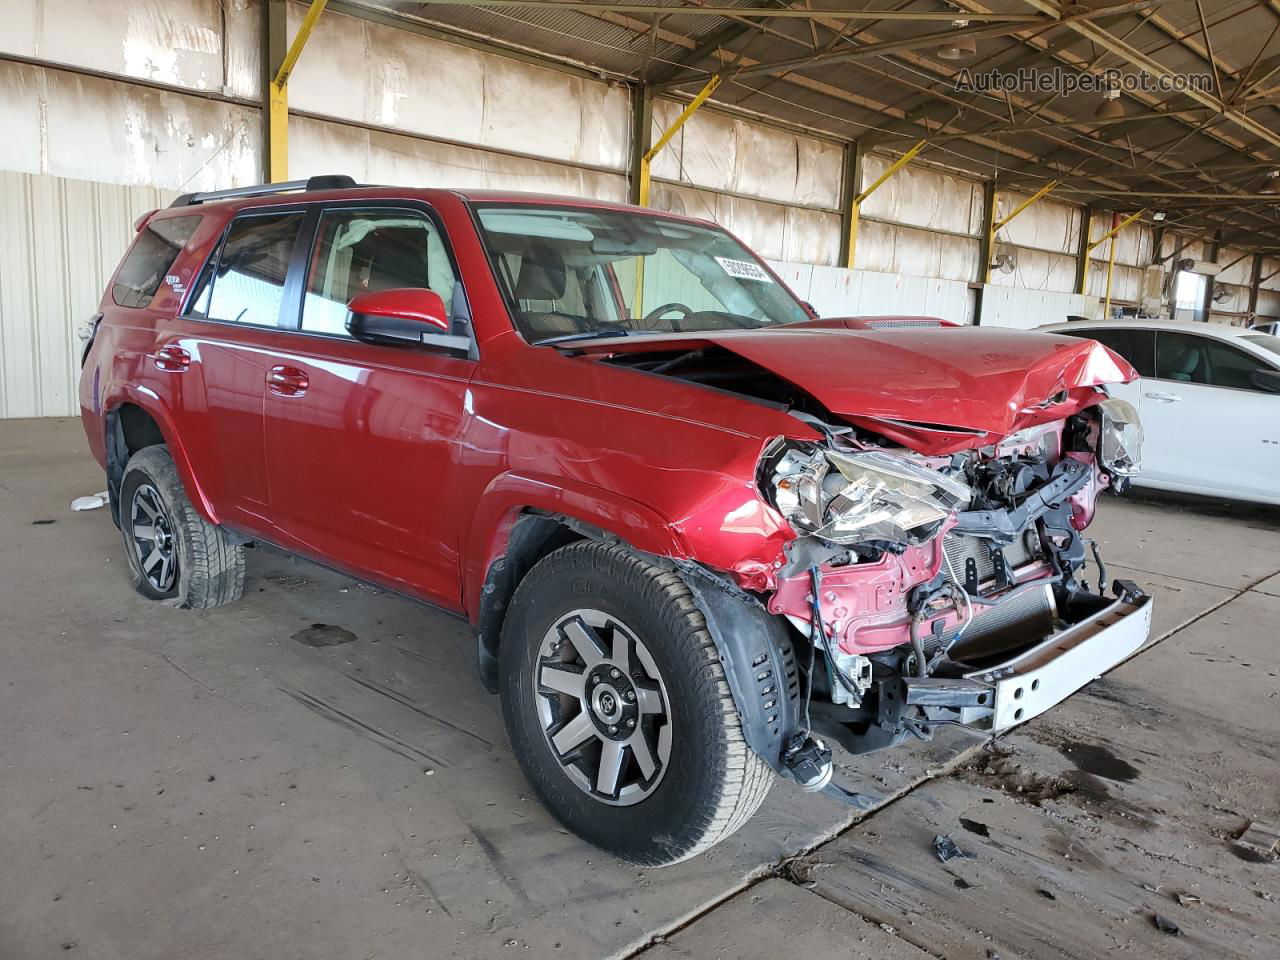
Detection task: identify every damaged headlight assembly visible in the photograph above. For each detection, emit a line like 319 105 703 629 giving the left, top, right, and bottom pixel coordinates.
767 442 971 545
1097 398 1142 476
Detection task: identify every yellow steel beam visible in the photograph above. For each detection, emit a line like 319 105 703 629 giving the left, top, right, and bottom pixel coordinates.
985 179 1060 283
993 180 1059 232
1086 208 1147 254
847 139 927 271
274 0 330 88
637 74 721 208
267 0 330 183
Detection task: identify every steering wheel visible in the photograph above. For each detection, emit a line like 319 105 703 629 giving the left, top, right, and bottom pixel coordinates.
639 301 694 330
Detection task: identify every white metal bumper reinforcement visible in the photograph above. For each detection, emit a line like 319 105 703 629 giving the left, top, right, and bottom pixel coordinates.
903 593 1154 732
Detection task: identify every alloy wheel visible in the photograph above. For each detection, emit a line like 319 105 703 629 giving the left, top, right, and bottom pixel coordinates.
130 483 178 592
533 608 672 806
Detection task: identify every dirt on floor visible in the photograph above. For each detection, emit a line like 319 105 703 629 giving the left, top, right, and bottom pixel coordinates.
1 417 1277 960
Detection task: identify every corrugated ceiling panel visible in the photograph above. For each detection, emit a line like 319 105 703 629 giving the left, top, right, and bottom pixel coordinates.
400 2 710 77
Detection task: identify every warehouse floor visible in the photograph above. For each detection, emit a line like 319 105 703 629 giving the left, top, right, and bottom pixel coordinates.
2 417 1277 960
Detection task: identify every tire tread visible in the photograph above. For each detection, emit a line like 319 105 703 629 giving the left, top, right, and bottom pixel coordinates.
504 540 772 865
121 446 245 609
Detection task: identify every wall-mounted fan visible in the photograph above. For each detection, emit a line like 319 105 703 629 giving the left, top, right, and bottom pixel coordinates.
990 250 1017 275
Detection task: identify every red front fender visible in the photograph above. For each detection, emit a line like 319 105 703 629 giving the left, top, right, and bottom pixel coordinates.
462 472 689 623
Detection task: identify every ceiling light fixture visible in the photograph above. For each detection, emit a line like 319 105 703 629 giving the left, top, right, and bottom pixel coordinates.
937 19 977 61
1095 88 1125 121
1262 171 1280 195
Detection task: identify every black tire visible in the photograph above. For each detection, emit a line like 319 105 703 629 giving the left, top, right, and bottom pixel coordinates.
499 540 772 866
118 445 245 609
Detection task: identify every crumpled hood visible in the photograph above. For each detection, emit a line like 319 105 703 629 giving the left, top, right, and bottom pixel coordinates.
577 326 1136 454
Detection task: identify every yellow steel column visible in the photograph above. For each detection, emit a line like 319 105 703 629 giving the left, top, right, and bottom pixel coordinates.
1077 208 1093 294
267 0 330 183
633 74 720 313
847 139 926 270
1103 212 1120 318
1084 208 1146 303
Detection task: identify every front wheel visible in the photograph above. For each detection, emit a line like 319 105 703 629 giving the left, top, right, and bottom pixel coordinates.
499 541 772 865
118 445 245 608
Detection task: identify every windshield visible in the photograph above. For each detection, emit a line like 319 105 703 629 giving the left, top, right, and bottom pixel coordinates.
1243 333 1280 360
473 204 811 343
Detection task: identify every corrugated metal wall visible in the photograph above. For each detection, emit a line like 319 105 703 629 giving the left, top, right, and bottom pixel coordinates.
1259 256 1280 321
988 192 1082 294
648 98 844 265
1085 214 1154 307
0 171 172 418
857 154 982 282
771 261 971 324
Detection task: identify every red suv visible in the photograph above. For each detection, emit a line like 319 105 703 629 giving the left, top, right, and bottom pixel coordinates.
80 176 1152 865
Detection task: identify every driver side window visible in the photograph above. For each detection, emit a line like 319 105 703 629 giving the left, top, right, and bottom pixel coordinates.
300 209 457 338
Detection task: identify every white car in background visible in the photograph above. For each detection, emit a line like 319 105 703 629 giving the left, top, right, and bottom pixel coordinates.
1039 319 1280 505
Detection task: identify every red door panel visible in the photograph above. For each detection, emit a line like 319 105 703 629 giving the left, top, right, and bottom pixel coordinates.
261 338 474 606
152 319 282 530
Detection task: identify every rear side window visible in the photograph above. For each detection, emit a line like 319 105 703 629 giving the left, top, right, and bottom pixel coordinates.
1156 331 1271 390
111 215 202 308
1061 327 1155 377
188 213 304 327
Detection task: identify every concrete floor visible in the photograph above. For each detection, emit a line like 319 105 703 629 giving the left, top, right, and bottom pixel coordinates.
1 417 1277 960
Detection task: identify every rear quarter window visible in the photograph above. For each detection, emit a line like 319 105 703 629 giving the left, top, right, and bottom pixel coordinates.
111 215 202 308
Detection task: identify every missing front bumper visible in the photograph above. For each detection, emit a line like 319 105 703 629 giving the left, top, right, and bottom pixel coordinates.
904 591 1154 732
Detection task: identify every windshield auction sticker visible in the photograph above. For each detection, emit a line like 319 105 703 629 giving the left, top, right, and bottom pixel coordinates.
715 257 774 283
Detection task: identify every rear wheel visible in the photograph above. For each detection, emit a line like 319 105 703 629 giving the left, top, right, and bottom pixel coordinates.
499 541 772 865
119 446 244 608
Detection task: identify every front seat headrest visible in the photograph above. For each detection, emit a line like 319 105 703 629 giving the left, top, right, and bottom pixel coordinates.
1168 346 1201 381
514 243 566 301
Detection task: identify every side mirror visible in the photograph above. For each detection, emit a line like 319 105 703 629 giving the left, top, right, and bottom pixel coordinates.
346 288 471 356
1250 368 1280 394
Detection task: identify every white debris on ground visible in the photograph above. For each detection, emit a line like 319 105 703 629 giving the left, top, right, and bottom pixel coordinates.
70 491 109 511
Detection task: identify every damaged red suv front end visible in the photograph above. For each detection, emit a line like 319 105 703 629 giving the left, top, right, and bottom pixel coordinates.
575 319 1150 768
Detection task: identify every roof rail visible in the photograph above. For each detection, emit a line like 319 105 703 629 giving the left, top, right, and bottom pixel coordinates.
169 174 359 208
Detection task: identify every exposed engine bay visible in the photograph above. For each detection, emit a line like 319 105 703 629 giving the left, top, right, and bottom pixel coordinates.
593 328 1150 798
755 398 1145 759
